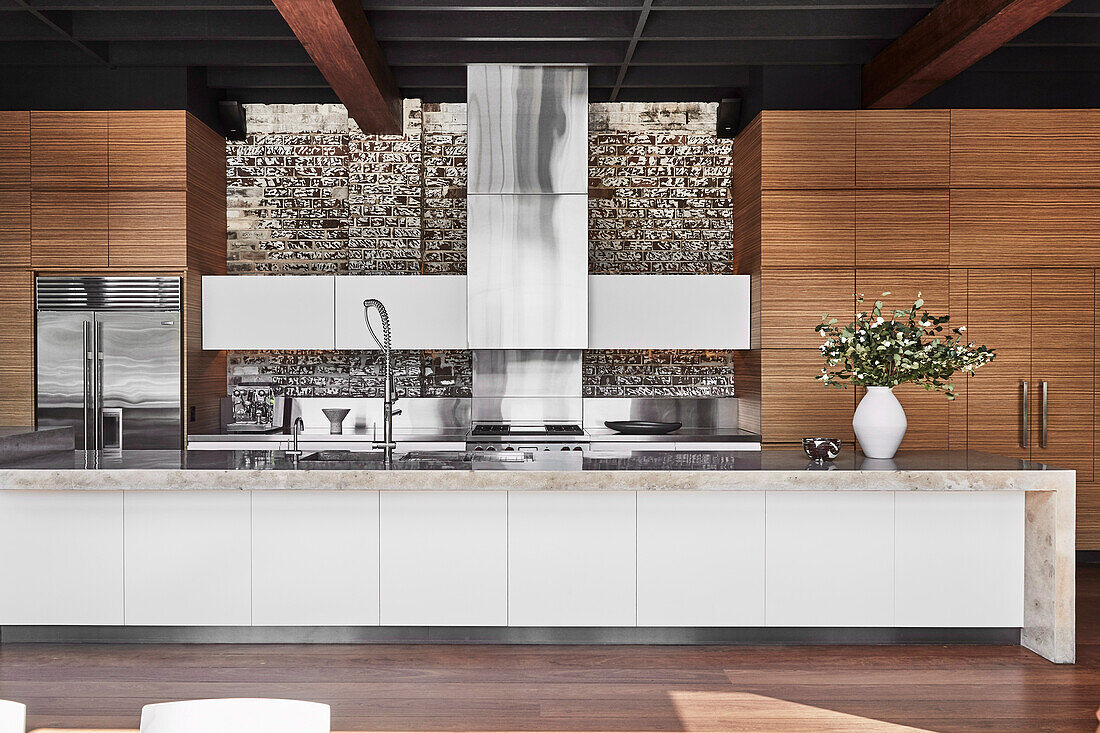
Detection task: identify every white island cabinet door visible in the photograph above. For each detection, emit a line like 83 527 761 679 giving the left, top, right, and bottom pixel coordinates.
334 276 468 349
508 491 636 626
765 491 894 627
895 492 1024 627
202 275 335 350
0 491 124 625
124 491 251 626
252 491 380 626
637 491 765 626
588 275 751 349
380 491 507 626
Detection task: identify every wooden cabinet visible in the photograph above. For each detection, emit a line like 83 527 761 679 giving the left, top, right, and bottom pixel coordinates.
108 110 188 189
760 190 854 268
855 189 949 268
950 189 1100 268
855 110 949 189
1031 270 1094 479
108 190 187 267
760 111 854 190
760 269 853 349
965 270 1032 461
31 189 108 267
0 111 29 189
0 270 33 425
951 110 1100 189
0 189 29 267
31 111 108 189
761 349 855 443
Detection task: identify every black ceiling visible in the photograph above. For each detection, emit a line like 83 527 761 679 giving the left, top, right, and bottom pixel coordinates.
0 0 1097 107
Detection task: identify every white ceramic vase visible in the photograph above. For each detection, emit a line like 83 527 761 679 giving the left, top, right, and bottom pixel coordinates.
853 386 907 459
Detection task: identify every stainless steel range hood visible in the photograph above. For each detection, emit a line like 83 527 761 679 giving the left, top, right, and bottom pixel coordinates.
466 65 588 350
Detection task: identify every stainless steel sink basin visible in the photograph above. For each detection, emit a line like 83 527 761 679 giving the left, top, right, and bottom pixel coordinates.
294 449 533 469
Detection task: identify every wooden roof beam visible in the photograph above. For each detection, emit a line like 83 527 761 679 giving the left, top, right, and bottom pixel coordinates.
862 0 1072 109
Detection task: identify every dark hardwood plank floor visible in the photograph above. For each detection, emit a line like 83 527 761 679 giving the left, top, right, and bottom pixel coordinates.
4 565 1100 732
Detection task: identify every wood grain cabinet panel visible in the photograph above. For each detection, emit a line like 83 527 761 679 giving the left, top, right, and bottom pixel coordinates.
965 270 1031 461
31 190 108 268
31 111 108 189
760 269 853 349
760 111 855 190
951 110 1100 188
760 190 854 268
0 189 29 267
1031 269 1094 479
950 189 1100 268
0 111 29 189
761 349 855 443
1080 483 1100 549
855 110 949 189
855 190 949 268
109 190 187 267
0 269 33 425
109 111 188 190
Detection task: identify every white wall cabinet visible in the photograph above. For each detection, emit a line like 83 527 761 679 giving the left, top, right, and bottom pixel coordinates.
0 491 124 625
202 275 335 350
335 276 467 349
252 491 380 626
895 492 1024 627
508 491 636 626
124 491 252 626
765 491 895 627
637 491 765 626
588 275 751 349
380 491 507 626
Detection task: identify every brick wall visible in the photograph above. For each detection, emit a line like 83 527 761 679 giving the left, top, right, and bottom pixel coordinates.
225 101 736 400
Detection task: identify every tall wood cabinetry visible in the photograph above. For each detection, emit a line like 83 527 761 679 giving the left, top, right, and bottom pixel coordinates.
735 109 1100 545
0 110 226 434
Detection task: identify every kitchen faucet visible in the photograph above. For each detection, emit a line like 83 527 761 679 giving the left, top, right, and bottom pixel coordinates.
286 417 304 465
363 299 401 462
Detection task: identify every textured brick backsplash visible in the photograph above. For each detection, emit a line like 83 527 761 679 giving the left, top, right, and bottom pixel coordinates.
225 101 734 399
229 349 472 398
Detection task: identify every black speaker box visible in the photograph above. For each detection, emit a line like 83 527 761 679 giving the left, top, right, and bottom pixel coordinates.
717 97 743 138
219 101 247 141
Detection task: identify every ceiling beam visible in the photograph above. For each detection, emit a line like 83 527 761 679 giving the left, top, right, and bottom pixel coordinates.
270 0 401 133
862 0 1074 108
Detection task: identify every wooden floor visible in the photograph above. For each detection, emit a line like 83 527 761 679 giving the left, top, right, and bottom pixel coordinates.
5 567 1100 732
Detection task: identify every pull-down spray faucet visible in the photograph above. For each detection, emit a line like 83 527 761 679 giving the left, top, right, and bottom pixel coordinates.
364 299 401 462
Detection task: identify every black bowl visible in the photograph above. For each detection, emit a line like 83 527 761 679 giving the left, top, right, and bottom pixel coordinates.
605 420 682 435
803 437 842 461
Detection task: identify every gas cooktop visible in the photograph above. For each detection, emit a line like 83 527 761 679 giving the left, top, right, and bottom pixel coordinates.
471 424 584 437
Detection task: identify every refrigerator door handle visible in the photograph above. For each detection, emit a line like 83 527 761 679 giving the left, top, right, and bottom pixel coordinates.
93 318 104 451
81 321 91 452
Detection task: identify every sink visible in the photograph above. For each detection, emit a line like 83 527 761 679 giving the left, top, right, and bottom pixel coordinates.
294 449 532 469
401 450 531 463
297 450 389 469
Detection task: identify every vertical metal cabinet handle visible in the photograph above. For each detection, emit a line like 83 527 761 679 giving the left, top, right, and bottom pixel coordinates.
1021 381 1029 449
1041 381 1049 449
81 321 91 451
94 320 104 451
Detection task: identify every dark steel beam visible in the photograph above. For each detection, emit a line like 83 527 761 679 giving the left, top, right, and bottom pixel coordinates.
610 0 652 101
862 0 1074 108
11 0 108 63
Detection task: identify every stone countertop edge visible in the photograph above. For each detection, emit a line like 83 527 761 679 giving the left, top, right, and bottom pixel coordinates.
0 468 1074 492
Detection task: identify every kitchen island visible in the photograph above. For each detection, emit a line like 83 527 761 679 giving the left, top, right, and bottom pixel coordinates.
0 449 1073 664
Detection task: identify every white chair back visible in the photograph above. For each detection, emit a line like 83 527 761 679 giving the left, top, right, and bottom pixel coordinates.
139 698 330 733
0 700 26 733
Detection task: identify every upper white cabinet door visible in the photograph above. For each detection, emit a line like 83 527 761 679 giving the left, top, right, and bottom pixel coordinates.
252 491 380 626
202 275 335 350
508 491 636 626
467 65 587 194
0 491 124 625
765 491 894 627
589 275 751 349
124 491 252 626
895 492 1024 627
380 491 508 626
334 276 467 349
637 491 765 627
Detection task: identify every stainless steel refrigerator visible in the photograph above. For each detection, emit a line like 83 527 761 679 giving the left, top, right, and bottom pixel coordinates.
36 276 182 451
